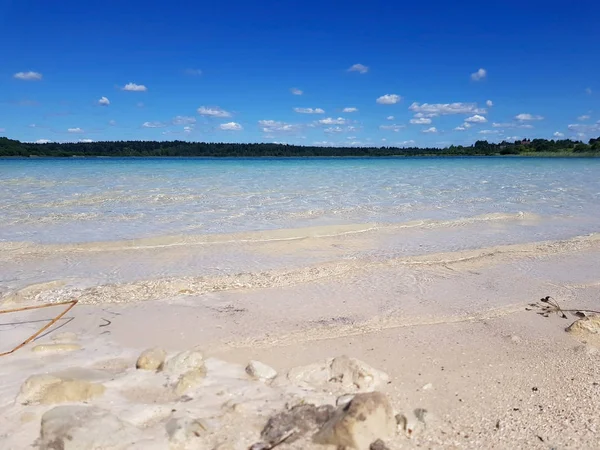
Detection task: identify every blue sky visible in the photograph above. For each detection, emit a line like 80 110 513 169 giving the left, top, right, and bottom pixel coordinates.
1 0 598 147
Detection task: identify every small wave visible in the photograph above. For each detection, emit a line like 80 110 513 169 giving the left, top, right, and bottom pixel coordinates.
0 211 542 254
3 232 599 306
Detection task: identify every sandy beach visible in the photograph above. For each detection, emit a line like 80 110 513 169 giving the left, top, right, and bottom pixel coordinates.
1 219 599 449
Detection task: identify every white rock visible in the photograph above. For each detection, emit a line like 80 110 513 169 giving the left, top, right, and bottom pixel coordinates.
136 347 166 371
163 350 205 378
166 416 211 446
16 374 62 405
32 343 82 354
329 355 390 393
39 405 148 450
246 360 278 382
175 368 207 396
336 394 355 407
41 379 106 404
286 356 389 394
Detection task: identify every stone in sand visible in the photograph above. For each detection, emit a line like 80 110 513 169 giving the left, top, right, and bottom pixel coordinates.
39 405 146 450
163 349 205 378
246 360 278 382
313 392 396 450
40 379 106 404
32 343 82 353
17 374 62 405
287 355 389 394
567 315 600 336
329 356 390 392
260 403 336 445
165 416 211 445
136 347 166 371
175 368 207 396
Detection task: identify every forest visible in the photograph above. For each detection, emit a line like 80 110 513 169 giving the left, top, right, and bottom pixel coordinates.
1 136 599 158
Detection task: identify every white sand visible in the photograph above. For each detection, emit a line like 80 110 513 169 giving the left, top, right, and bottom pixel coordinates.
1 222 600 448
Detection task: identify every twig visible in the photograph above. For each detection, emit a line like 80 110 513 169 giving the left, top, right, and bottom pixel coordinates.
99 318 111 327
0 300 78 357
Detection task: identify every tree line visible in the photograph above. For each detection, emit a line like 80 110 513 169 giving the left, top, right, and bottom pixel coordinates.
1 136 599 158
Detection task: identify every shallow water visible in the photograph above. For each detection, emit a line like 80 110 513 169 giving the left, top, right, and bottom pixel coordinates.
1 157 599 245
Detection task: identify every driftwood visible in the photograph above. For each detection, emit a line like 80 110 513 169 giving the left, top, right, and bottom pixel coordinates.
0 300 78 357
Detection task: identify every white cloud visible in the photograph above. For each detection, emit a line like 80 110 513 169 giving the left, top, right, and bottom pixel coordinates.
486 100 493 107
318 117 347 125
142 121 166 128
258 120 299 133
379 124 405 132
399 140 416 146
108 120 117 126
479 129 499 135
470 68 487 81
585 87 592 95
410 117 432 125
184 69 202 76
348 63 369 74
35 139 52 144
413 112 439 118
197 106 231 117
172 116 197 125
98 96 110 106
454 126 466 131
409 102 486 115
553 131 565 138
14 71 42 81
67 127 84 133
290 88 303 95
422 127 438 133
568 123 600 134
505 136 520 141
29 124 37 128
376 94 402 105
515 113 544 121
294 107 325 114
122 83 147 92
137 102 145 108
324 126 344 133
343 107 358 113
463 122 472 128
493 122 533 129
220 122 242 131
386 116 394 120
465 114 487 123
577 115 591 121
79 139 94 143
183 126 193 133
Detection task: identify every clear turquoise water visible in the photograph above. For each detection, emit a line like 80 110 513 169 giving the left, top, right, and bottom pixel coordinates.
1 157 599 244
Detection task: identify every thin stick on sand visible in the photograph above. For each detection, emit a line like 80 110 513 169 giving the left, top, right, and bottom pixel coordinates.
0 300 78 357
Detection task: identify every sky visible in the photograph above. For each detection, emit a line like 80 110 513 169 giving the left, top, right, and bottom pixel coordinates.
1 0 599 148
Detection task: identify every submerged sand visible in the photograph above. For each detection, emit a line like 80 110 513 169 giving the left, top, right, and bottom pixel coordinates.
1 218 600 448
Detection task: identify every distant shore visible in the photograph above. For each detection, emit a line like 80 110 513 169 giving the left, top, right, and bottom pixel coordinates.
1 136 599 158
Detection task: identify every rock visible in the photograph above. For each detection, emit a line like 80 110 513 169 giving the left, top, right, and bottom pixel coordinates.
17 374 62 405
136 347 166 371
40 379 106 404
174 368 207 396
567 315 600 336
165 416 211 445
39 405 146 450
370 439 391 450
259 403 336 446
313 392 396 450
163 350 205 378
510 335 523 344
246 360 278 382
396 408 428 438
286 356 389 394
329 355 390 393
32 343 82 354
421 383 433 391
337 394 355 407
